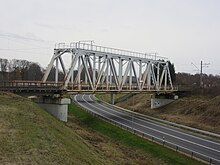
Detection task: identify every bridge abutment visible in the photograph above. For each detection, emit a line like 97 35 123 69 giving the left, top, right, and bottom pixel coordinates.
34 96 71 122
151 94 178 109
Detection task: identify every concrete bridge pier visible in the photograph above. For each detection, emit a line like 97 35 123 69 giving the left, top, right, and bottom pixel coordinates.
34 96 71 122
110 93 115 104
150 94 178 109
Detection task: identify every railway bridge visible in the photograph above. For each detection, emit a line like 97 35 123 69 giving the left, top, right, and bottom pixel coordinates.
43 42 175 93
0 41 177 121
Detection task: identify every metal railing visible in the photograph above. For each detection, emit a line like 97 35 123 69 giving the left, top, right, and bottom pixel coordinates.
0 81 65 94
66 83 177 93
0 81 63 88
55 42 167 61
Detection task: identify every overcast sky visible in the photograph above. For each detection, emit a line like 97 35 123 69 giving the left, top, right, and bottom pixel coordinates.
0 0 220 75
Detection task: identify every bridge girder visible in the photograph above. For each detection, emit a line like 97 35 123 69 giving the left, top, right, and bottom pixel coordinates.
42 42 175 92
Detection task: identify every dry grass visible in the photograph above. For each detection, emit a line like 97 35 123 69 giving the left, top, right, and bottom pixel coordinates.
115 93 220 134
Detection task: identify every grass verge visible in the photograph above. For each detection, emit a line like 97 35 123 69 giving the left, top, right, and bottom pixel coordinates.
69 103 205 165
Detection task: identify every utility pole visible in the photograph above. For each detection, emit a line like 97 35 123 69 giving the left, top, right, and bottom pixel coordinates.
200 60 203 88
191 61 210 88
200 60 210 88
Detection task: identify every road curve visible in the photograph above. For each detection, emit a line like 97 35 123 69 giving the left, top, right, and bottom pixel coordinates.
72 94 220 164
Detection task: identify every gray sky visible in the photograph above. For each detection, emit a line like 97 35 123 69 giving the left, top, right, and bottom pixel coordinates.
0 0 220 75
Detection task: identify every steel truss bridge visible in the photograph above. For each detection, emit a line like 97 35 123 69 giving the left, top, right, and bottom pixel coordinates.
42 42 176 93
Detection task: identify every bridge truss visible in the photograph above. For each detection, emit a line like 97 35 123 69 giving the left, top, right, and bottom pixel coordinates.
42 42 175 93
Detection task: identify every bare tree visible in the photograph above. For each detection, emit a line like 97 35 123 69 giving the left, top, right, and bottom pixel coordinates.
0 58 9 72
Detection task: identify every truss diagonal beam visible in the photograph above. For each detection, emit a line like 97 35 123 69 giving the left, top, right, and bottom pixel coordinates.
109 58 119 89
120 60 131 89
81 56 94 90
131 61 140 90
96 57 107 89
64 53 80 87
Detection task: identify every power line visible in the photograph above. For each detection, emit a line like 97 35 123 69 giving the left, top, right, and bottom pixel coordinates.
0 49 51 56
0 47 51 51
0 34 55 50
0 33 55 44
191 62 200 72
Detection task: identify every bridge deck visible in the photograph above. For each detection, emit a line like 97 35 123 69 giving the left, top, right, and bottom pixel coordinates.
0 81 177 95
0 81 65 95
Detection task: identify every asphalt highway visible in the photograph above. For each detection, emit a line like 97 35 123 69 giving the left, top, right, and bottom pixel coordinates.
72 94 220 164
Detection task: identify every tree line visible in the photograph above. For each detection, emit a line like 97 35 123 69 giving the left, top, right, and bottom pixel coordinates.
0 58 64 81
175 72 220 95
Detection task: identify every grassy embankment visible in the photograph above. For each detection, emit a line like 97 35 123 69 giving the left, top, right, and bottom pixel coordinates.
0 92 111 165
68 103 204 165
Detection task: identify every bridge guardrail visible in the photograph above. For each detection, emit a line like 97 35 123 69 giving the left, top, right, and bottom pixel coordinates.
0 81 65 93
66 83 177 92
0 81 63 87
